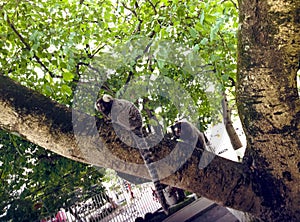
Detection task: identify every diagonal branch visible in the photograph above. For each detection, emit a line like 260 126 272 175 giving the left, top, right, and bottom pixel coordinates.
147 0 158 14
90 44 106 59
0 75 277 219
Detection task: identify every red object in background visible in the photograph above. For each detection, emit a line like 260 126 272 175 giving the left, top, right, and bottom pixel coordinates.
151 187 158 202
40 210 67 222
56 210 67 222
127 182 135 199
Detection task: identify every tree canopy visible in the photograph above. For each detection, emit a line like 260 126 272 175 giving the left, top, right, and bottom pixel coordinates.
1 0 238 116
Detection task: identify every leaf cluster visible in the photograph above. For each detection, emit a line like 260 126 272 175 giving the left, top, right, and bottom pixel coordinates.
0 130 104 220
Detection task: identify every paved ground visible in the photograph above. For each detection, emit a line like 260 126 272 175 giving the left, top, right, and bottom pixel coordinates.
163 197 239 222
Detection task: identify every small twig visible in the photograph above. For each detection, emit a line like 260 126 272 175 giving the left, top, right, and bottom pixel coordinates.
134 41 153 62
75 61 89 76
230 0 238 9
90 44 106 59
122 2 138 18
148 30 156 38
217 31 231 53
221 91 243 150
134 1 139 10
147 0 157 14
133 20 143 34
125 70 134 85
122 41 153 96
219 0 238 10
147 55 154 72
122 1 143 34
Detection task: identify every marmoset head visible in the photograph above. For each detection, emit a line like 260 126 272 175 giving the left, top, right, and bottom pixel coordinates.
171 122 182 138
95 94 114 118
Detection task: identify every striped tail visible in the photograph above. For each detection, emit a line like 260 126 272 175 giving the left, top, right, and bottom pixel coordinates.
134 130 169 215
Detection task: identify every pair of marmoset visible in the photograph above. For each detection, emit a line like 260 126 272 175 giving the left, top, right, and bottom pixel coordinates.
95 94 209 148
95 95 210 214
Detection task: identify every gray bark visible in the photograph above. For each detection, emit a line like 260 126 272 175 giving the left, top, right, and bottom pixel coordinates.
237 0 300 221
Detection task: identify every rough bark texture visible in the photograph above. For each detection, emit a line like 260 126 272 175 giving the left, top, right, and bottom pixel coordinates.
0 76 84 162
237 0 300 221
0 74 287 220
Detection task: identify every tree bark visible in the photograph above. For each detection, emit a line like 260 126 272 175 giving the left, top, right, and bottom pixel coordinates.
0 74 294 220
237 0 300 221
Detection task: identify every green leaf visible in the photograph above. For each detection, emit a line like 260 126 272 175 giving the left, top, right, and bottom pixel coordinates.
62 71 74 82
193 44 200 52
157 60 165 69
45 73 53 84
42 84 53 96
61 84 72 96
154 24 161 33
189 27 199 38
200 10 205 25
210 27 217 41
200 38 208 45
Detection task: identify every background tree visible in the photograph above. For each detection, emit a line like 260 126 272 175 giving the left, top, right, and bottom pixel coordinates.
0 0 299 221
0 129 105 221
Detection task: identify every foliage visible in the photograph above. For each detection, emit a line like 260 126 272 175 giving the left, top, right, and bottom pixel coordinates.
0 0 238 126
0 129 105 220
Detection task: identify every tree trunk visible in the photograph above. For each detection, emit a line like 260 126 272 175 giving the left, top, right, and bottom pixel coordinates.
237 0 300 221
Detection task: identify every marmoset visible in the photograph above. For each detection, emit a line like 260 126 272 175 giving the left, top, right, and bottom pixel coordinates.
171 119 210 151
95 94 169 214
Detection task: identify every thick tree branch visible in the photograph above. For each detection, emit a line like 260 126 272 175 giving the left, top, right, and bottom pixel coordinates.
0 74 271 218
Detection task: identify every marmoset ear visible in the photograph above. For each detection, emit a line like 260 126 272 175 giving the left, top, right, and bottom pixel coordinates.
94 95 114 118
171 122 181 138
102 94 113 102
